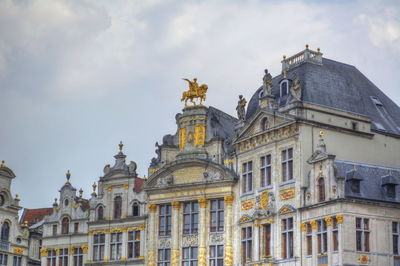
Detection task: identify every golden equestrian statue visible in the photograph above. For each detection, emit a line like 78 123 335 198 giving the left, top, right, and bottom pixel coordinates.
181 78 208 107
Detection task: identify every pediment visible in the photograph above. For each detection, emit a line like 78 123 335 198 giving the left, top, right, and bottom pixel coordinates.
236 109 295 142
278 204 296 215
307 150 335 164
145 159 237 190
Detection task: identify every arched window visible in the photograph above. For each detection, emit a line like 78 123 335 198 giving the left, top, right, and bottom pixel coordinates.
318 178 326 202
97 206 104 220
1 221 10 241
61 217 69 234
114 196 122 219
280 80 289 97
132 202 140 217
261 117 269 131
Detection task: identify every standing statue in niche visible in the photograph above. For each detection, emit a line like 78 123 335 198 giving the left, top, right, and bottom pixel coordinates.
236 95 247 120
262 69 273 95
290 72 302 101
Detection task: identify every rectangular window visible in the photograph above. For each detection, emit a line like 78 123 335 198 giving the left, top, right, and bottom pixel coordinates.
209 245 224 266
332 217 338 252
74 223 79 233
281 148 293 182
183 201 199 235
356 217 370 252
157 249 171 266
393 222 399 255
182 247 198 265
210 199 224 232
263 224 271 257
58 248 68 266
159 204 172 236
128 231 141 259
260 155 272 187
73 248 83 266
13 256 21 266
0 254 8 266
306 223 312 256
241 227 252 263
281 218 294 259
317 220 327 254
93 233 105 261
242 161 253 193
52 225 57 236
110 232 122 260
46 250 56 266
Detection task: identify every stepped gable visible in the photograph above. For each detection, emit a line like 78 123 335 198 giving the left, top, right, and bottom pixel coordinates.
246 52 400 137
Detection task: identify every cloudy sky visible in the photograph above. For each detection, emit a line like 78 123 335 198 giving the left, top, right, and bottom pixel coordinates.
1 0 399 209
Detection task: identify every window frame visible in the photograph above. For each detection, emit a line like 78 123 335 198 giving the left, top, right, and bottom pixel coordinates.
110 232 123 260
281 148 293 182
128 230 141 259
113 196 122 219
317 219 328 255
182 246 198 265
93 233 105 262
46 250 56 266
97 206 104 221
73 247 83 266
132 202 140 217
318 178 326 202
260 155 272 187
210 199 224 233
356 217 370 252
306 223 312 256
242 161 253 193
209 245 224 266
332 217 338 252
12 256 21 266
159 204 172 236
263 223 271 257
393 222 399 255
241 226 252 263
0 254 8 266
58 248 68 266
61 217 69 235
281 217 294 259
157 248 171 266
183 201 199 235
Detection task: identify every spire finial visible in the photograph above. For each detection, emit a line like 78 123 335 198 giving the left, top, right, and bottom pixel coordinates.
305 44 309 50
79 188 83 198
283 71 287 79
317 47 321 53
119 141 124 152
1 160 5 167
91 182 97 197
66 170 71 182
283 55 286 60
15 194 19 200
319 131 324 138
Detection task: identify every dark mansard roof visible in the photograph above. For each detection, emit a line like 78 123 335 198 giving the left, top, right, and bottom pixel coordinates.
335 160 400 204
246 57 400 136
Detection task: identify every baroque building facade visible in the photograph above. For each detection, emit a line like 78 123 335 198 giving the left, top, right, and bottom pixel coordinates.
1 46 400 266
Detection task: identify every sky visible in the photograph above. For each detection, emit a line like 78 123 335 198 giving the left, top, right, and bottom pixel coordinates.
0 0 399 209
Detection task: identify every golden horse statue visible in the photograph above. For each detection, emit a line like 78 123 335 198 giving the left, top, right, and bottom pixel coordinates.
181 78 208 107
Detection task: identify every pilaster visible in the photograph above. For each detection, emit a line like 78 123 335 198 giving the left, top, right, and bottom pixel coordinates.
172 201 181 266
254 223 261 261
147 204 157 266
224 195 234 266
198 197 208 266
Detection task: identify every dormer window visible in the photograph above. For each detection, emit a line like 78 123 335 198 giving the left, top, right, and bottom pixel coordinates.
64 199 69 206
351 180 360 194
381 175 399 199
387 184 396 198
132 202 140 217
318 177 326 202
280 80 289 97
370 96 383 106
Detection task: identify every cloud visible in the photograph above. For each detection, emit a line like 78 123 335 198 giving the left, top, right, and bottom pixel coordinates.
0 0 399 208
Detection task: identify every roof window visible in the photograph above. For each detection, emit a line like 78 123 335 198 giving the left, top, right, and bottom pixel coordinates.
370 96 383 106
280 80 289 97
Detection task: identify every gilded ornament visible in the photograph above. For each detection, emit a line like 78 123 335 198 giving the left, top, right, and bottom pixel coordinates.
149 168 159 174
69 247 75 255
172 201 181 210
336 214 344 224
81 245 88 254
239 215 251 224
359 254 369 264
148 204 157 213
179 127 187 149
120 257 126 261
106 186 112 191
123 184 129 189
147 250 156 266
280 189 296 200
194 124 206 146
198 198 208 208
241 200 254 210
13 247 23 255
325 217 332 226
224 195 234 205
198 246 207 266
224 245 233 266
172 249 180 266
259 191 269 209
310 220 317 230
181 78 208 107
300 222 307 232
40 248 48 257
279 206 293 215
72 204 78 209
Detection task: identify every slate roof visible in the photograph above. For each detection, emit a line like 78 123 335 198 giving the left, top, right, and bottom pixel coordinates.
134 177 145 193
20 208 53 226
246 58 400 137
335 160 400 204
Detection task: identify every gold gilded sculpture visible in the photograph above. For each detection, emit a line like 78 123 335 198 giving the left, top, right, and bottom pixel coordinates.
181 78 208 107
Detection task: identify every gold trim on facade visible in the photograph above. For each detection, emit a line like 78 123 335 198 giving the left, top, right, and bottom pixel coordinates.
224 195 234 205
198 198 208 208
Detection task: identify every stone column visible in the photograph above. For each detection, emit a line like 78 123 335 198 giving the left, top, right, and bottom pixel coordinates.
86 234 93 263
121 229 128 260
171 201 181 266
104 232 110 261
198 198 208 266
310 220 317 266
224 195 234 266
147 204 158 266
325 217 333 266
336 214 344 266
254 223 261 261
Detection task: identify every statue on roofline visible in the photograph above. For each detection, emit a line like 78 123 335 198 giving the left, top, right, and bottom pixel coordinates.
236 95 247 121
181 78 208 107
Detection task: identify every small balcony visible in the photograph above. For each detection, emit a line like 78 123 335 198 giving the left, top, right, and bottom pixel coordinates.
0 240 10 251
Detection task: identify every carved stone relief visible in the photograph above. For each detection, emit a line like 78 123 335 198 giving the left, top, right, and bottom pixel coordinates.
209 233 224 244
156 175 173 187
203 170 222 181
158 238 171 248
182 235 198 247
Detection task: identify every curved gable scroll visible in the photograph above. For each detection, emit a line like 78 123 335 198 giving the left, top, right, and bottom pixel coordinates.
144 158 238 190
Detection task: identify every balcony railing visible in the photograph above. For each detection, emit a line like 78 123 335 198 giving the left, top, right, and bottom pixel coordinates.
0 240 10 251
282 47 323 71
